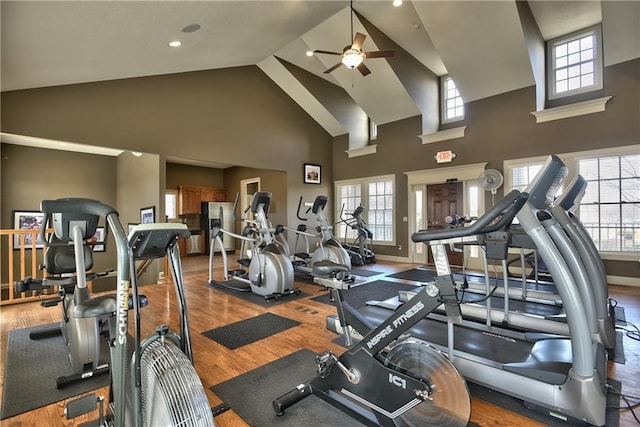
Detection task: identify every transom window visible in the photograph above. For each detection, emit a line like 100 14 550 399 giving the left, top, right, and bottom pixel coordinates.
441 76 464 123
165 190 178 220
335 175 395 245
548 25 603 100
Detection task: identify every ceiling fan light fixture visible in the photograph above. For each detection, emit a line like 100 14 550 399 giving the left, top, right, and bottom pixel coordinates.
342 50 365 69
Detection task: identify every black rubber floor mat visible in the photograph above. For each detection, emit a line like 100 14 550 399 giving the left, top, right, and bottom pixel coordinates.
208 280 310 307
386 268 439 282
202 312 301 350
1 324 116 419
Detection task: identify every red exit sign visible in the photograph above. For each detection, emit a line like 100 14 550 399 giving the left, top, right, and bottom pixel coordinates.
435 150 456 163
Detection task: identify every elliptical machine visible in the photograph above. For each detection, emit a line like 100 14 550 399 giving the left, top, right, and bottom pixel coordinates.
53 198 226 426
208 192 300 301
14 205 115 389
337 203 376 265
276 195 354 283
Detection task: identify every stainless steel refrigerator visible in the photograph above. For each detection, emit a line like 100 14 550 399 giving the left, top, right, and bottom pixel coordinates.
201 202 235 253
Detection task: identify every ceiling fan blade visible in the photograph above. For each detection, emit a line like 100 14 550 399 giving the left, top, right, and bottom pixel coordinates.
351 32 366 51
314 49 343 56
357 62 371 76
324 62 343 74
364 50 395 59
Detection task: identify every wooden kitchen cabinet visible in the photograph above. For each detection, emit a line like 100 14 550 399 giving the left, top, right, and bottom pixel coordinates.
178 185 226 215
178 186 202 215
200 188 226 202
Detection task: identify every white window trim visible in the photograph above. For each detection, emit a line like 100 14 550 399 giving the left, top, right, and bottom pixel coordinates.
547 25 604 101
335 174 396 246
441 76 465 124
531 96 612 123
419 126 467 144
346 144 377 158
504 144 640 256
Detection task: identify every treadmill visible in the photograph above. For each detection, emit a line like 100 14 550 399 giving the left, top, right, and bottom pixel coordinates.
327 155 608 426
389 174 613 349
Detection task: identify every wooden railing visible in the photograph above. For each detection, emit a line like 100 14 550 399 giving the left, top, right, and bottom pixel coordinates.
0 228 61 306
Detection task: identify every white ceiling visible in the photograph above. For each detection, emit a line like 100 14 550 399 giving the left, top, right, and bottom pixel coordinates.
1 1 638 159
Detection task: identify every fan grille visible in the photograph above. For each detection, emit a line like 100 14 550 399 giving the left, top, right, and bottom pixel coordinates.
140 339 214 426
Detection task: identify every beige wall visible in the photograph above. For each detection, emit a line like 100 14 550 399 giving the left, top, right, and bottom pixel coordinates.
166 163 224 190
0 143 118 289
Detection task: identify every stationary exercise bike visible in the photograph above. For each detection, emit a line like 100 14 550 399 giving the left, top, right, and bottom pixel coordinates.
14 206 116 389
208 191 300 301
59 198 226 426
273 262 471 426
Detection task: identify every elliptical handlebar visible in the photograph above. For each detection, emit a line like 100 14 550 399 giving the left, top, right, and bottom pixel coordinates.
412 190 528 243
296 196 309 221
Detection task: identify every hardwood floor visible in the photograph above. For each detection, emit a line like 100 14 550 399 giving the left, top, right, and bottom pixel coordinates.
1 256 638 426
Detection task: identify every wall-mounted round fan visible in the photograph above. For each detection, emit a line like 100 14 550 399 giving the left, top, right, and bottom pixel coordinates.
314 1 394 76
479 169 504 204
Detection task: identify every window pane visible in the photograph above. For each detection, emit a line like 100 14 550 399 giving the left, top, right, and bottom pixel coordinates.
556 80 568 93
568 39 580 54
568 76 581 90
600 157 620 179
621 155 640 178
621 178 640 203
600 180 621 203
556 43 567 57
579 158 599 180
581 48 593 61
581 35 593 50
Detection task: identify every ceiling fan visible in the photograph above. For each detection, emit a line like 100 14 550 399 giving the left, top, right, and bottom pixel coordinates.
314 1 394 77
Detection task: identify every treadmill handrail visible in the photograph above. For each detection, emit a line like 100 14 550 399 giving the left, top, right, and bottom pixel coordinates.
412 190 528 243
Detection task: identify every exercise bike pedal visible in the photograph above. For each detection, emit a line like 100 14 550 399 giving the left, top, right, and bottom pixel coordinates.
65 393 105 427
41 298 61 308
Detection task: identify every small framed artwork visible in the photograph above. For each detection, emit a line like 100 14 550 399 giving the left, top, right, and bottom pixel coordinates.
140 206 155 224
92 226 106 252
304 163 321 185
12 210 46 249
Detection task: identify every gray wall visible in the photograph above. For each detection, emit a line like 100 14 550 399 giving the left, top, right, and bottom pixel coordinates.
333 58 639 278
0 65 334 233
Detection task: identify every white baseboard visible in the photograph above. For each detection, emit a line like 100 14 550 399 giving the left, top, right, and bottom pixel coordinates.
375 254 411 263
607 275 639 287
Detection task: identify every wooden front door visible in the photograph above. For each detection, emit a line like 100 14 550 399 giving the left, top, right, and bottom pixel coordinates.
426 182 464 267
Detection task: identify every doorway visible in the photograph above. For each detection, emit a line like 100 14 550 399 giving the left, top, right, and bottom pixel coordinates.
407 163 486 269
241 178 261 219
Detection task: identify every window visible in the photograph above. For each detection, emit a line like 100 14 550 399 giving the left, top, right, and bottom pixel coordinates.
578 154 640 252
511 164 544 193
369 118 378 141
165 190 178 220
441 76 464 123
548 25 603 100
504 146 640 255
336 175 395 245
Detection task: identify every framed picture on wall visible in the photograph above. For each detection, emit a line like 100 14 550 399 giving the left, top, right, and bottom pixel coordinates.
140 206 155 224
12 210 45 249
92 226 106 252
304 163 321 185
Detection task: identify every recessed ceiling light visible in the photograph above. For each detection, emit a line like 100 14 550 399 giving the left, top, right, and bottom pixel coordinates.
393 0 403 6
306 50 314 57
168 40 182 48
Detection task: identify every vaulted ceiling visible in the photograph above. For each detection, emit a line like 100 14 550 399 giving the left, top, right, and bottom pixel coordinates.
2 1 639 155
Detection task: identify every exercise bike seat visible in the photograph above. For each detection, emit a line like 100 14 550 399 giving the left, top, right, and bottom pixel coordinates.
74 294 149 318
312 259 349 277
